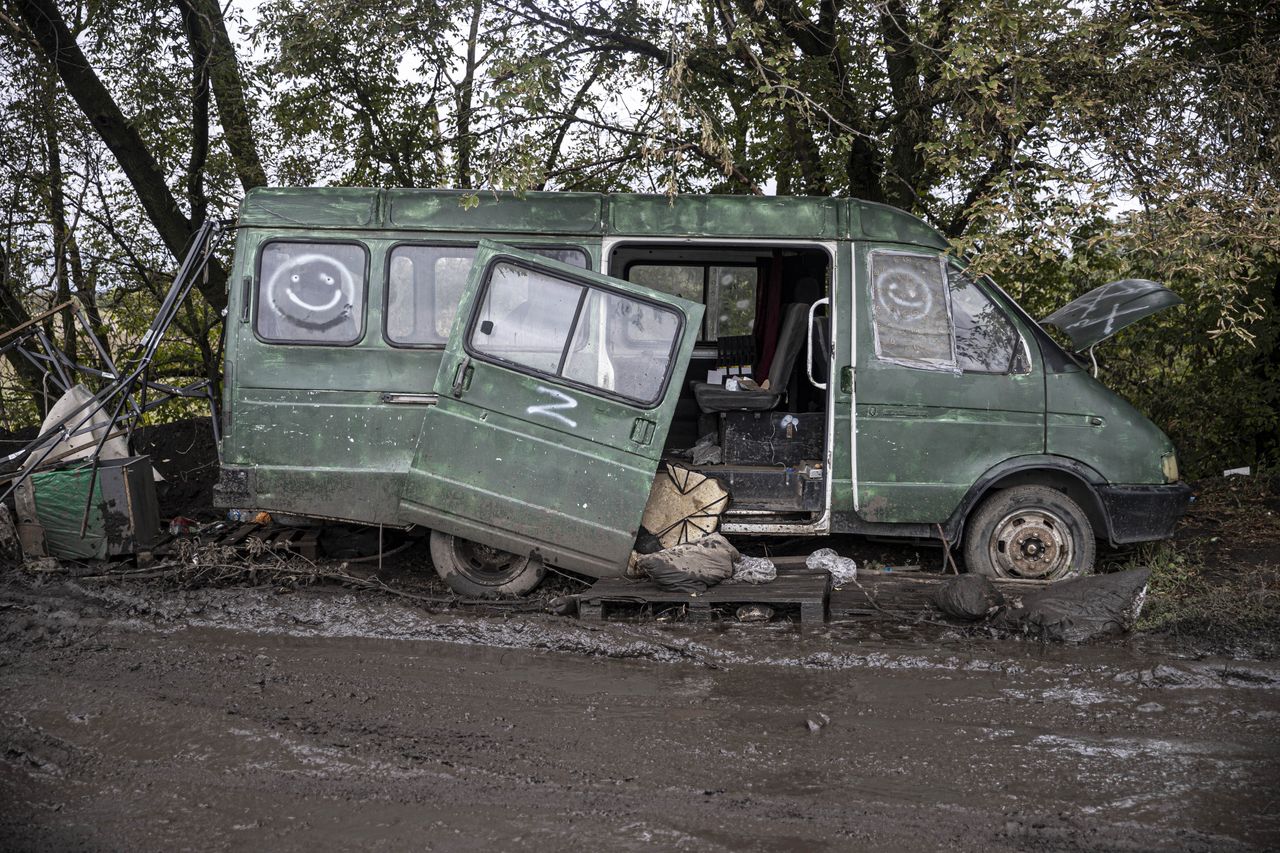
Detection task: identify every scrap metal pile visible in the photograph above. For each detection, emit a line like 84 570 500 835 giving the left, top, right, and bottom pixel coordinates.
1 221 226 561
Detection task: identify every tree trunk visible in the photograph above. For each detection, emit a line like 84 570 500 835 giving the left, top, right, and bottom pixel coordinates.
180 0 267 192
846 135 885 202
0 247 53 419
180 0 211 230
878 0 929 211
40 71 75 366
17 0 229 312
455 0 482 189
65 231 112 370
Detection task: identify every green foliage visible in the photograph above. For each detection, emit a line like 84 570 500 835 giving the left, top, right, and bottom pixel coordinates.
1 0 1276 473
976 216 1279 478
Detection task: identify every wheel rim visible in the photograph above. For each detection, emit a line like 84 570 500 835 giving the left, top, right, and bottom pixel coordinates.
449 538 528 587
986 506 1075 579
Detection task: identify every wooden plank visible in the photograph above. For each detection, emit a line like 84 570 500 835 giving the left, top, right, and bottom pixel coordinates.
580 568 829 623
223 523 261 546
294 528 320 560
269 528 300 550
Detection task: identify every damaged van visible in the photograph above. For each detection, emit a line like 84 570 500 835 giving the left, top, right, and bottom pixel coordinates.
215 189 1191 595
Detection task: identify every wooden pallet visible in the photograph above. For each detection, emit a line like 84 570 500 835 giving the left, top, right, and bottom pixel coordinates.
156 523 320 560
828 568 1050 619
578 567 830 624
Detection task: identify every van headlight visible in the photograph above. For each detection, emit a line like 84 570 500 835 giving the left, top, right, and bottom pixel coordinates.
1161 452 1179 483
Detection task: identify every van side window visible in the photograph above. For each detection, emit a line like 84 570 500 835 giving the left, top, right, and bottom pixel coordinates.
470 262 679 406
472 263 581 374
563 290 681 402
256 241 366 345
387 245 587 346
628 264 756 340
869 251 953 368
948 270 1024 373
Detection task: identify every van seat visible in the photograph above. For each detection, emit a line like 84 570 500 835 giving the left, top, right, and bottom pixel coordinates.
691 303 809 413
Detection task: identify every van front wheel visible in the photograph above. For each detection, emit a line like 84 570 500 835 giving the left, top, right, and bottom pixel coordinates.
963 486 1095 581
429 531 547 598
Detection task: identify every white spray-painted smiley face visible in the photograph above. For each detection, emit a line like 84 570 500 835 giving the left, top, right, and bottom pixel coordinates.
265 253 355 328
874 268 934 323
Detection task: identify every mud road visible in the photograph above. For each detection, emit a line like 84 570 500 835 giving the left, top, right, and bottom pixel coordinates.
2 578 1277 852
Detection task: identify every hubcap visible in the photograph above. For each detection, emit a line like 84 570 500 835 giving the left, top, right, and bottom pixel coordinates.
987 507 1074 580
451 538 526 586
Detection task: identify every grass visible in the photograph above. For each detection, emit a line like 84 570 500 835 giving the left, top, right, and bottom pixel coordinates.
1112 472 1280 656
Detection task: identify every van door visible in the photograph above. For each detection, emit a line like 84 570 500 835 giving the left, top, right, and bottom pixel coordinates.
854 247 1044 522
399 241 703 577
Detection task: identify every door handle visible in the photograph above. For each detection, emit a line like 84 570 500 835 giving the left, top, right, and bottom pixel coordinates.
451 356 474 397
630 417 656 446
380 392 439 406
806 297 830 390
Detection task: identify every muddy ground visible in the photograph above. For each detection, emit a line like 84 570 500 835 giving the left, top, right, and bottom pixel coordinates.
2 419 1278 850
2 570 1278 852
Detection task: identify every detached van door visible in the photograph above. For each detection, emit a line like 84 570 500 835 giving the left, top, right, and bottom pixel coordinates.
400 240 703 577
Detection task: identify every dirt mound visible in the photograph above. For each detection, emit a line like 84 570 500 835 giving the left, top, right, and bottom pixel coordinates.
132 418 220 521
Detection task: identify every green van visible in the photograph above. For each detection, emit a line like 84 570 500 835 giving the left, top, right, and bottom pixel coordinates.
215 188 1191 596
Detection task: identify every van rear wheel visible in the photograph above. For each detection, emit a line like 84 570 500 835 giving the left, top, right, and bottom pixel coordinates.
429 531 546 598
963 486 1095 581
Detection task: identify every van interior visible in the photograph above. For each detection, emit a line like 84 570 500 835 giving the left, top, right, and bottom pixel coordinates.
610 243 832 522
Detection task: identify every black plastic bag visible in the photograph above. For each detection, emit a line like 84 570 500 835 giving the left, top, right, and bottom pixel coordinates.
932 575 1005 620
997 568 1152 642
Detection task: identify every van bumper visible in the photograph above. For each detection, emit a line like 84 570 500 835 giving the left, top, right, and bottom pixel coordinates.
1098 482 1194 545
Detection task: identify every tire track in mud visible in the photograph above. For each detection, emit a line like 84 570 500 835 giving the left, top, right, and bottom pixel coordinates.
2 577 1278 851
50 578 1280 693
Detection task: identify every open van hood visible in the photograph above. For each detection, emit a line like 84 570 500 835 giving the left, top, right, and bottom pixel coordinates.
1041 279 1182 352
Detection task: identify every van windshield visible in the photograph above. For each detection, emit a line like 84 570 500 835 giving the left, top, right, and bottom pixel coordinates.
980 275 1081 373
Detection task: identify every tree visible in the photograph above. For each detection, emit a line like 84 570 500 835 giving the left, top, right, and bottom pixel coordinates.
9 0 268 314
2 0 1275 472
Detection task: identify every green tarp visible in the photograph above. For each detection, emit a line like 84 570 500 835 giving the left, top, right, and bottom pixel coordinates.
31 466 108 560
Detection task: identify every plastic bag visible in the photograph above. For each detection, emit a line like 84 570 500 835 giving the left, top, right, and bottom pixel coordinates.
932 575 1004 620
726 555 778 584
805 547 857 587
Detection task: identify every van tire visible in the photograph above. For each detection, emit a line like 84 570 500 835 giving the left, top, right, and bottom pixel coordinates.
963 486 1095 581
429 531 546 598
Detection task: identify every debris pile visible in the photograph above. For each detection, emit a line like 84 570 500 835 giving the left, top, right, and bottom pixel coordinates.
2 221 226 564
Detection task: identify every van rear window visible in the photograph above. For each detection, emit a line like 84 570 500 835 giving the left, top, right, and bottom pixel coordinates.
387 245 587 346
628 264 756 341
256 241 366 345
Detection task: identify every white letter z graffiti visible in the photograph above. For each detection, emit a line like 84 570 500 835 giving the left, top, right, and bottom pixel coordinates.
527 386 578 428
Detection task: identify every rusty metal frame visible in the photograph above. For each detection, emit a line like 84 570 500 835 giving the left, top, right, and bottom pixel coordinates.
1 220 229 531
